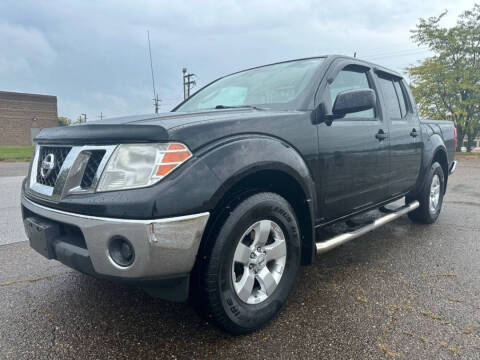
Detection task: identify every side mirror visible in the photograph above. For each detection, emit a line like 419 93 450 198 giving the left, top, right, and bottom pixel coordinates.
332 89 376 117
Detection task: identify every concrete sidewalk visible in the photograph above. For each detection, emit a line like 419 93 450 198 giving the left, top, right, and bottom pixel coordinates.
0 162 29 245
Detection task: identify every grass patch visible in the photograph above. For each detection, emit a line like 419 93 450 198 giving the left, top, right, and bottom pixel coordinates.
420 310 443 321
355 295 368 304
455 152 480 160
0 146 34 161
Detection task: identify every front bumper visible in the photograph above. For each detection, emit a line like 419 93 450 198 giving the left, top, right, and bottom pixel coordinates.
21 195 209 299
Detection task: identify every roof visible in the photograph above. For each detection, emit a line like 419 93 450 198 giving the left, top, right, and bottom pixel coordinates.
210 55 403 83
0 91 57 103
323 54 403 78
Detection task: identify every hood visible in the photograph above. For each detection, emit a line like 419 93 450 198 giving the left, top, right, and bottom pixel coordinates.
88 108 269 128
34 108 277 145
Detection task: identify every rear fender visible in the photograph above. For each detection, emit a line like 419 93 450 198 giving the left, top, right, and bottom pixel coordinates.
410 132 448 197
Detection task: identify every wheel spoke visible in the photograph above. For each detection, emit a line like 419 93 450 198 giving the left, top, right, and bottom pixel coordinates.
264 240 286 262
252 220 271 248
256 267 277 296
234 271 255 302
234 243 251 265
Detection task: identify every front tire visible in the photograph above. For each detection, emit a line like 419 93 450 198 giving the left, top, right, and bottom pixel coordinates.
407 162 445 224
195 192 301 334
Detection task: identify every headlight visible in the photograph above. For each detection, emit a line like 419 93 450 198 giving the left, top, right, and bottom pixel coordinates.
97 143 192 192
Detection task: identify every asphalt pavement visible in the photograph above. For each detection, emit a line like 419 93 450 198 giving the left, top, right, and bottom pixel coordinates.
0 160 479 359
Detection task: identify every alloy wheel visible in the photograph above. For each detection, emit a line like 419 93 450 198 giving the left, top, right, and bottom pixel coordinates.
231 220 287 304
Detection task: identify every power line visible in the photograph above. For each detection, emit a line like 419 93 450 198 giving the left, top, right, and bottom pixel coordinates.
367 49 431 61
361 47 430 60
361 46 429 57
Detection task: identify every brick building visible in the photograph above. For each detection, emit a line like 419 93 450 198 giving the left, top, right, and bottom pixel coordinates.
0 91 58 146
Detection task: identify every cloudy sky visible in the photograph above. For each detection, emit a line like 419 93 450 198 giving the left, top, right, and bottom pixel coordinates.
0 0 476 121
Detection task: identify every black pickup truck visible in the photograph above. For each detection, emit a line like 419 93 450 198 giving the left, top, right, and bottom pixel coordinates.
22 55 457 334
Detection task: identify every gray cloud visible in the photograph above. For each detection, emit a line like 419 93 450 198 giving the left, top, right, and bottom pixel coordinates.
0 0 475 121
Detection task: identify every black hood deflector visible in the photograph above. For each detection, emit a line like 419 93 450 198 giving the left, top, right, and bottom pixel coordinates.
34 124 169 145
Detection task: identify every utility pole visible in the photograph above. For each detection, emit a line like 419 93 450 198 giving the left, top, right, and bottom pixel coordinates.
183 68 196 99
81 113 87 123
99 112 104 120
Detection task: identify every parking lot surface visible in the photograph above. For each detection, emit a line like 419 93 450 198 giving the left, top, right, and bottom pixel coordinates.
0 160 479 359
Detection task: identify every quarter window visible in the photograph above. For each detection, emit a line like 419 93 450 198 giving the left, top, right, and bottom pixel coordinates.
393 80 408 117
328 69 375 119
378 76 402 119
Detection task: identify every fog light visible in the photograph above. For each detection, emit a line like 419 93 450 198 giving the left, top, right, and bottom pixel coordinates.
108 237 135 267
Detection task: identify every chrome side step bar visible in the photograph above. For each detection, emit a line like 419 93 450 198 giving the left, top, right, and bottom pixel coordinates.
449 160 457 175
316 201 420 254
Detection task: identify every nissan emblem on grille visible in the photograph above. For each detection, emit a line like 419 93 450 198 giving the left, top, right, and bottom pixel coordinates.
40 153 55 179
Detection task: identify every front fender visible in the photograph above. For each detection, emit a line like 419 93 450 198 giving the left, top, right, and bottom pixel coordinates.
197 135 317 265
198 135 317 213
23 135 317 224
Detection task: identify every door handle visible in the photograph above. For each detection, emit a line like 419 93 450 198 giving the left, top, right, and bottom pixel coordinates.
410 128 418 137
375 129 387 141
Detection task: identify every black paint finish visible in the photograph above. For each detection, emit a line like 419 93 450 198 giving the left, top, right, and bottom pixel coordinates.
26 55 456 265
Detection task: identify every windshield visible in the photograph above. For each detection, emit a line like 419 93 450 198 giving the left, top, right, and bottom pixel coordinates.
175 58 324 112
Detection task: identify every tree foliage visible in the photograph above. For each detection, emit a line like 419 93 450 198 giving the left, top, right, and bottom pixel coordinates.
58 116 71 126
407 4 480 151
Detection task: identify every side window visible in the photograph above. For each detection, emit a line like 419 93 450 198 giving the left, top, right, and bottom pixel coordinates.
328 69 375 119
378 76 402 119
393 80 408 117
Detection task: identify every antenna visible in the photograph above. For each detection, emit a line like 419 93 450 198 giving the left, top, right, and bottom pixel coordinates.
147 30 160 113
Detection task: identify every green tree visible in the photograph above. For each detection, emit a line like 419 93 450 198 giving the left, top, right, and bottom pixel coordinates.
407 4 480 151
58 116 71 126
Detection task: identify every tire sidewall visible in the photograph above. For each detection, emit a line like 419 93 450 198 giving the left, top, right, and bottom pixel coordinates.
209 193 300 332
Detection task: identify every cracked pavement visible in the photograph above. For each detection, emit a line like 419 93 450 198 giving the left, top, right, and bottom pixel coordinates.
0 159 479 359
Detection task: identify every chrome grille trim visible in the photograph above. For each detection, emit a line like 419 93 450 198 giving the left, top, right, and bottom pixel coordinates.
36 146 72 186
81 150 106 188
29 144 117 201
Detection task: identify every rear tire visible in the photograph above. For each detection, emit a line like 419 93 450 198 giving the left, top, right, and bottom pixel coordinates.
193 192 301 334
406 162 445 224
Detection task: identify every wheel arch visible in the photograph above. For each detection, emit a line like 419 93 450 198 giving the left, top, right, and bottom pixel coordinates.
207 168 315 266
196 136 317 266
410 133 449 198
432 147 449 193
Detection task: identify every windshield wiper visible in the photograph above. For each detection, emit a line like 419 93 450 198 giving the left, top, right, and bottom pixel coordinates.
214 105 267 110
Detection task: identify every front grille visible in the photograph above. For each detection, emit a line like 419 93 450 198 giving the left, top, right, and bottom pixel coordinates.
36 146 72 187
80 150 106 188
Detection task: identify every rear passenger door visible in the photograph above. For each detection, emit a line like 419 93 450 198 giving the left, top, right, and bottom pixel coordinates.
375 73 422 196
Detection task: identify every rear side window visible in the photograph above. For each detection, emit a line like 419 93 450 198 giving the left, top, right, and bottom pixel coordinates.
378 76 402 119
393 80 408 117
328 70 375 119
